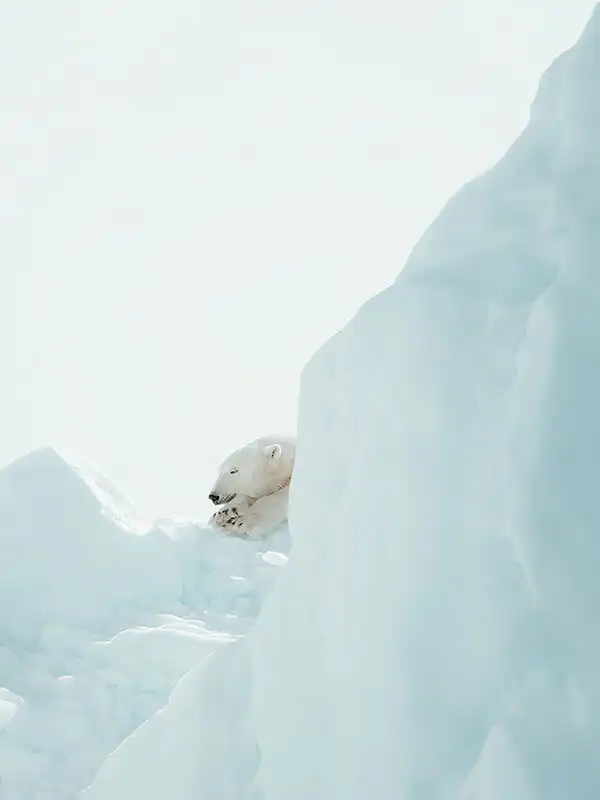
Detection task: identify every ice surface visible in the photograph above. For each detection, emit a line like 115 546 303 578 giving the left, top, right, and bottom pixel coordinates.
0 448 289 798
84 640 259 800
84 6 600 800
249 10 600 799
250 8 600 799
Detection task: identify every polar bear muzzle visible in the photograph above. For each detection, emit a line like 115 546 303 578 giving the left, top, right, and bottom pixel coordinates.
208 491 236 505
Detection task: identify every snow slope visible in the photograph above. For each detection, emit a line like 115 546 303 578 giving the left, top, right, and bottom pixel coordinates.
83 5 600 800
0 448 289 799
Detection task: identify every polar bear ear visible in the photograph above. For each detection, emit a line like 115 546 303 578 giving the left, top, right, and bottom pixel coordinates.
263 443 282 463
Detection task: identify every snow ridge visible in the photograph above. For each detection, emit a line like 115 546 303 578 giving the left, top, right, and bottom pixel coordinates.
0 448 289 799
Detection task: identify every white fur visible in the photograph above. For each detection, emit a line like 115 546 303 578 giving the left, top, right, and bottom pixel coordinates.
208 435 295 537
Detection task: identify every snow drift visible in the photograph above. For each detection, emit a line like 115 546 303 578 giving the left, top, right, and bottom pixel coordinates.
0 448 289 799
84 6 600 800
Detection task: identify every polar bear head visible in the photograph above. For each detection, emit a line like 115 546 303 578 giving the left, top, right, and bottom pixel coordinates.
208 435 296 505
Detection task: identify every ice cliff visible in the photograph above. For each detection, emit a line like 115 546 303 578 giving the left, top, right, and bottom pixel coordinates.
252 9 600 797
256 8 600 796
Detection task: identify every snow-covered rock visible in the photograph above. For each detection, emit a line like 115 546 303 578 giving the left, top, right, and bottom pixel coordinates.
0 448 288 799
84 5 600 800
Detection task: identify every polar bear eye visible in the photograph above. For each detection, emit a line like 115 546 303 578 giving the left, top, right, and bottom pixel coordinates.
229 467 239 474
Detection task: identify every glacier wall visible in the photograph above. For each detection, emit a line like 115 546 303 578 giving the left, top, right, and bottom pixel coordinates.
252 6 600 799
85 5 600 800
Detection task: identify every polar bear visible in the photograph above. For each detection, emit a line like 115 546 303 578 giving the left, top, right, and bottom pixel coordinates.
208 434 296 537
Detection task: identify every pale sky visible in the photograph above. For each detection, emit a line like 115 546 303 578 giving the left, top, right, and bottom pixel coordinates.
1 0 596 521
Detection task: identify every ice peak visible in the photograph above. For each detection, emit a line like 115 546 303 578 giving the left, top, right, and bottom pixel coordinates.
397 2 600 303
0 446 150 535
0 445 73 479
528 2 600 153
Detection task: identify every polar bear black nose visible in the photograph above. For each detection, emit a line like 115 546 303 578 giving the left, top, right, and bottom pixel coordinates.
209 493 220 504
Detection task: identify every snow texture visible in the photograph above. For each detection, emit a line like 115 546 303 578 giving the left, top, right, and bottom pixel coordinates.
0 448 289 799
84 6 600 800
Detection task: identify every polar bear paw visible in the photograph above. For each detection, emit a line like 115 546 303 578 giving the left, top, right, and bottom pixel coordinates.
230 508 260 537
210 497 253 534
